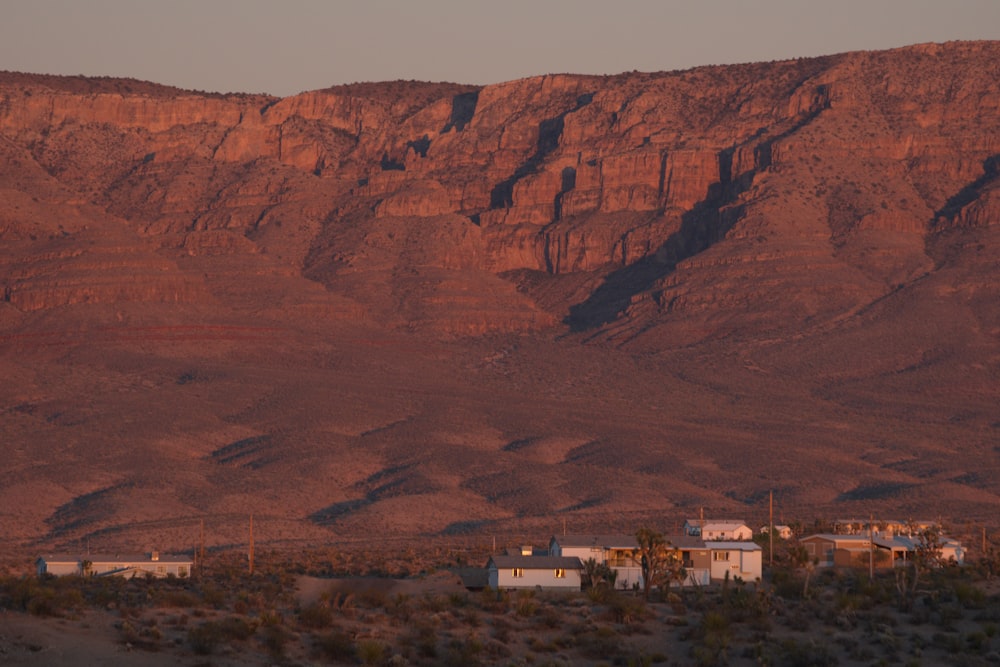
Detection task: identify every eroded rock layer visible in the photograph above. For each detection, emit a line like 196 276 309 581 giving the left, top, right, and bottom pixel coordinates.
0 43 998 551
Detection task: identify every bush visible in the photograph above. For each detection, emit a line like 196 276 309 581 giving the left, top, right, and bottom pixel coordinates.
298 602 333 629
515 591 537 617
357 639 387 666
217 615 256 640
314 629 354 661
259 624 289 658
607 593 646 625
155 590 198 608
188 623 223 655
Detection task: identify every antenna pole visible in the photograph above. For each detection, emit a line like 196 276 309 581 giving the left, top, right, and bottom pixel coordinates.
769 490 774 566
198 519 205 577
868 512 874 582
249 514 255 576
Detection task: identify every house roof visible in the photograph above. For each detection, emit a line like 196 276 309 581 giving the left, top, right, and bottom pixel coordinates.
663 535 707 549
39 553 193 565
488 555 583 570
685 519 749 527
875 535 962 550
705 541 762 551
874 537 916 550
801 534 871 543
552 534 639 549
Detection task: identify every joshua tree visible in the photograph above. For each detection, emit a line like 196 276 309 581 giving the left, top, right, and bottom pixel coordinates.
636 527 670 600
581 557 617 590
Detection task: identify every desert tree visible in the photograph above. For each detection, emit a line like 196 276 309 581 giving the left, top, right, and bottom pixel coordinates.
636 527 681 600
581 557 617 590
895 526 944 610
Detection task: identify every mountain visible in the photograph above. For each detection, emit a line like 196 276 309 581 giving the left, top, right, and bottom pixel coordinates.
1 42 998 553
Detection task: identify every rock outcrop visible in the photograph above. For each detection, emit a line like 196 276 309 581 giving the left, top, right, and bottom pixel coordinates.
0 42 997 339
1 44 1000 550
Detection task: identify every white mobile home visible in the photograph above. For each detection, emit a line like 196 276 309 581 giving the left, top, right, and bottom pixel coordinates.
706 541 762 582
486 555 582 591
37 552 193 578
684 519 753 541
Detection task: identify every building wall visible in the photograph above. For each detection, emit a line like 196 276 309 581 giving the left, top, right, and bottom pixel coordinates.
684 568 711 586
612 566 643 590
491 566 581 590
709 549 761 581
39 558 191 578
40 561 80 576
738 549 762 580
802 538 836 566
704 526 753 541
556 545 605 563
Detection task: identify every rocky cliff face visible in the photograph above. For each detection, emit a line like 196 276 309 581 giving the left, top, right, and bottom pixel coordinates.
1 42 997 342
1 43 999 550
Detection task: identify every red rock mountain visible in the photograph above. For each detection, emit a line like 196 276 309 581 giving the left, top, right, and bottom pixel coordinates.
1 42 998 552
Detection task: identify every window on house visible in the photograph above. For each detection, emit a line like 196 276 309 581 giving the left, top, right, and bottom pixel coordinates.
512 568 524 578
156 566 166 575
554 568 566 578
178 566 188 577
713 551 730 562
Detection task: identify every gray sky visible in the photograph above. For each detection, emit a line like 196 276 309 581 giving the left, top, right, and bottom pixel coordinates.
2 0 999 97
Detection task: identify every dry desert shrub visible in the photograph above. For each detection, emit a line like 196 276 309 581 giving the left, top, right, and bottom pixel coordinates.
515 590 538 617
187 622 223 655
356 638 388 665
0 576 84 617
297 601 333 629
313 628 355 662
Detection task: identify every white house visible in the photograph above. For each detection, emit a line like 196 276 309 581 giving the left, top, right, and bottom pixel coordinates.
486 555 582 591
705 541 763 582
875 535 966 567
759 525 793 540
37 552 193 578
683 519 753 541
549 534 642 590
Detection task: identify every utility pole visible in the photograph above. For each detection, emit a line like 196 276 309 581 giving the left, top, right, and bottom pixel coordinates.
769 490 774 566
198 519 205 578
868 512 875 582
249 514 255 576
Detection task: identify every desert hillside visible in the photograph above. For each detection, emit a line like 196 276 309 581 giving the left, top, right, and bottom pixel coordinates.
0 41 998 554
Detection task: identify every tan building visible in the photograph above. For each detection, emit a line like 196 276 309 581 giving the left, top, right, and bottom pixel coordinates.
800 534 874 567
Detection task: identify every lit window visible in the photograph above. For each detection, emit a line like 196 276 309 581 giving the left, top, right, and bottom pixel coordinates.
713 552 730 562
554 568 566 578
512 568 524 578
